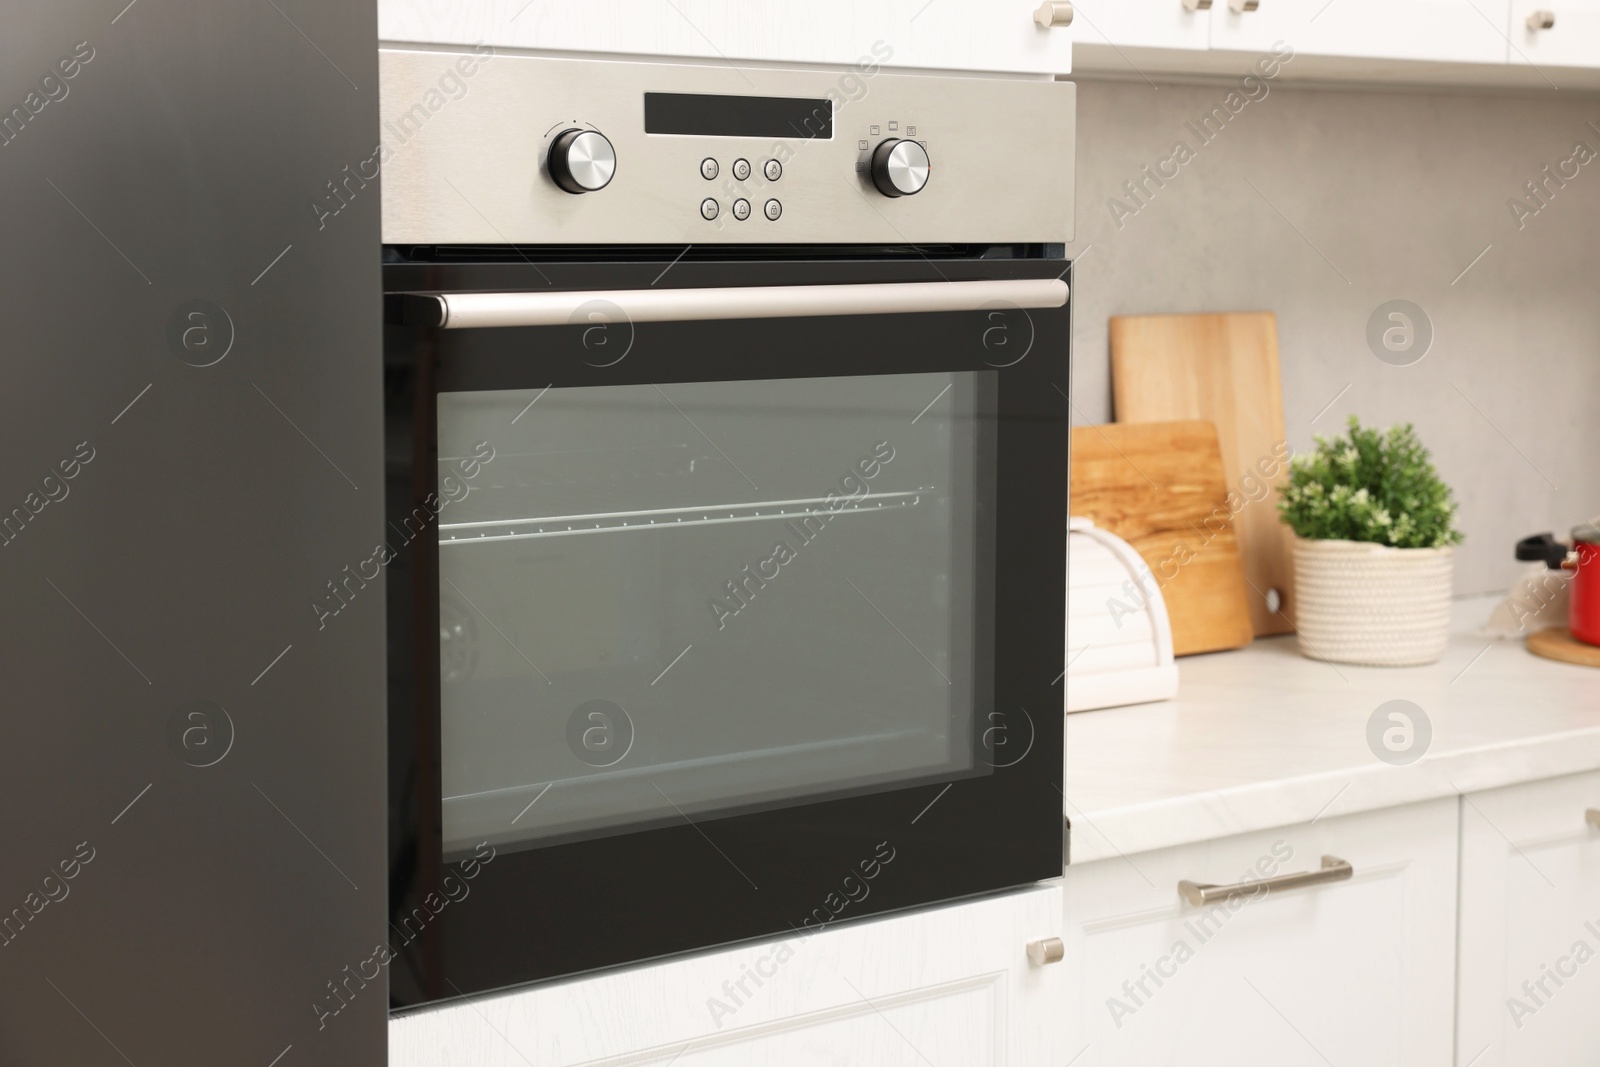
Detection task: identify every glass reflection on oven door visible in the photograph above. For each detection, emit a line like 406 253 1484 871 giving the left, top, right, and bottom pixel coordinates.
434 371 992 858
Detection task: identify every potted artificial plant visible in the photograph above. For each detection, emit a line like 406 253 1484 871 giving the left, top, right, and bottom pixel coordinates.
1278 417 1463 667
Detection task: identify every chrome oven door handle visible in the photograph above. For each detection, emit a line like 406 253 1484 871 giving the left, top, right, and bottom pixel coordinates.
1178 855 1354 907
399 278 1070 329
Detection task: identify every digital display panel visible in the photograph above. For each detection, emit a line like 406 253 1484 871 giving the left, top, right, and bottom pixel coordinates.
644 92 833 139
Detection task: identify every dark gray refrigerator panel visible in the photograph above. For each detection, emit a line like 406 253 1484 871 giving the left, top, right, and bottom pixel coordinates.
0 3 384 1065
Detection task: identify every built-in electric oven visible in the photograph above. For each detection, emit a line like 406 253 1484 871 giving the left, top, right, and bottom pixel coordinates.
379 49 1075 1009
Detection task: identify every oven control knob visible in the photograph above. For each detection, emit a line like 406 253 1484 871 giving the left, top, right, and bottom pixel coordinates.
548 128 616 194
870 138 930 197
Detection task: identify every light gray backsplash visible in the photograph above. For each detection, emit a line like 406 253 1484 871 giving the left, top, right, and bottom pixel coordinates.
1067 75 1600 595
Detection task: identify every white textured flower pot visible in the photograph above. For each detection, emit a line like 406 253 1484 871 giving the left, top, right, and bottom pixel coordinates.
1292 537 1454 666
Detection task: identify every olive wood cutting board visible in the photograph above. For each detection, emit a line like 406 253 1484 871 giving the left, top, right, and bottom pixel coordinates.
1110 311 1295 636
1070 419 1254 657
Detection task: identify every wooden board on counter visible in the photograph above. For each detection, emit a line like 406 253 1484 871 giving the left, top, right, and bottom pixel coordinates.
1109 311 1295 637
1070 419 1253 657
1527 627 1600 668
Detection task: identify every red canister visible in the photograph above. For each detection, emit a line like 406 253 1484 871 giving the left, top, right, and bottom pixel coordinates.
1573 525 1600 647
1518 526 1600 646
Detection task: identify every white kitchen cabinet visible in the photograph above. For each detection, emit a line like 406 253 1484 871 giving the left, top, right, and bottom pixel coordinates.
389 884 1064 1065
1067 0 1211 53
1457 770 1600 1067
1061 798 1458 1066
1207 0 1511 64
1507 0 1600 68
377 1 1072 76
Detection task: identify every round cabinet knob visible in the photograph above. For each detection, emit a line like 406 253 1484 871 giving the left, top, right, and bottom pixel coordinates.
548 128 616 194
870 138 930 198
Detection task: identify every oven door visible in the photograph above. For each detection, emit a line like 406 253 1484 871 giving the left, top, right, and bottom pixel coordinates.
384 254 1069 1008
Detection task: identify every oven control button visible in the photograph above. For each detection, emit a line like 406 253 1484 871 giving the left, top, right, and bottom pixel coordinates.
549 129 616 194
732 158 751 181
763 198 782 220
732 198 751 221
764 159 782 182
700 157 719 180
700 197 720 220
870 138 930 197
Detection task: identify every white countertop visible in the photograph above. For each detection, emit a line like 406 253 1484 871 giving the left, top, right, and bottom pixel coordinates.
1064 596 1600 864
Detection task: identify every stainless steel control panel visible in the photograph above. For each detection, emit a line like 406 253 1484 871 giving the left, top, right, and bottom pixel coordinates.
379 49 1075 245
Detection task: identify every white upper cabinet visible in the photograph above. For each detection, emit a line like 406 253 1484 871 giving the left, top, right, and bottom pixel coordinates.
1507 0 1600 68
1207 0 1511 64
377 1 1073 75
1068 0 1211 52
390 885 1066 1066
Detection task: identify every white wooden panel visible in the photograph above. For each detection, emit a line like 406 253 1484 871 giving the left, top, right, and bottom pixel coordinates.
1209 0 1511 65
390 885 1064 1065
1457 770 1600 1066
378 1 1072 76
1062 799 1458 1066
1507 0 1600 68
1069 0 1212 52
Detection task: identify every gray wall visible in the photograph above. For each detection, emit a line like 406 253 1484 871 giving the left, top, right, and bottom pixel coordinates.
1067 75 1600 595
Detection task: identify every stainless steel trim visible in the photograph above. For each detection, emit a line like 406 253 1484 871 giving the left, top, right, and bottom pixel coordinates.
423 278 1069 329
1586 808 1600 830
1179 855 1353 906
1026 937 1066 965
379 50 1075 244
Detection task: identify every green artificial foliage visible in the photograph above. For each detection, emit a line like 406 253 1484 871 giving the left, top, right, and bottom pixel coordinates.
1277 416 1464 549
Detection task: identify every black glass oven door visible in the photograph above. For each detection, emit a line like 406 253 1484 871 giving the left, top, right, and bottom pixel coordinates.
384 255 1069 1008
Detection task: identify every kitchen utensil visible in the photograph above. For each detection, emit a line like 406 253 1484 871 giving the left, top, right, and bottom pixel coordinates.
1517 527 1600 646
1067 517 1179 712
1109 311 1294 637
1069 419 1254 656
1527 627 1600 668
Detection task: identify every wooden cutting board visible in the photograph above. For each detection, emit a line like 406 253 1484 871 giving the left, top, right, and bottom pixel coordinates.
1070 420 1254 656
1527 627 1600 668
1110 311 1295 637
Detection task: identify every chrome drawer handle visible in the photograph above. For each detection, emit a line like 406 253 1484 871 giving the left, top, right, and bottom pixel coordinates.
1586 808 1599 831
1183 0 1214 9
1229 0 1260 12
1179 855 1353 907
1527 9 1556 29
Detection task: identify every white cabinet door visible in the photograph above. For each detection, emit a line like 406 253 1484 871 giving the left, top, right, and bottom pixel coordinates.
1061 799 1458 1067
1457 770 1600 1067
1208 0 1511 64
378 1 1073 75
1068 0 1211 52
1507 0 1600 68
389 885 1064 1066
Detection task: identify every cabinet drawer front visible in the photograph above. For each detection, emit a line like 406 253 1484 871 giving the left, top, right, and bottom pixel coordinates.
1508 0 1600 68
391 885 1064 1066
1210 0 1512 64
1069 0 1212 52
1062 798 1457 1066
1458 770 1600 1067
